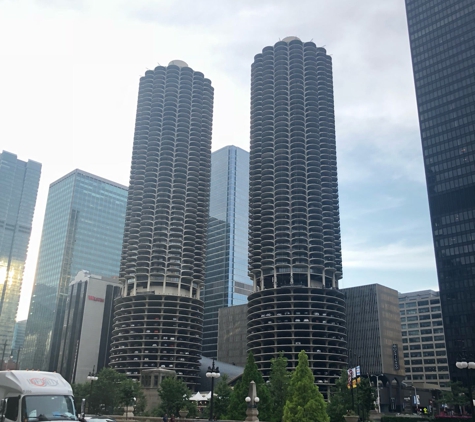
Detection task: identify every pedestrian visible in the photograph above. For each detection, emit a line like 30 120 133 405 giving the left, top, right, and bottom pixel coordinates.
162 414 168 422
170 414 175 422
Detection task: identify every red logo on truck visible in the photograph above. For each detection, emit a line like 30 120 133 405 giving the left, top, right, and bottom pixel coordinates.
28 378 59 387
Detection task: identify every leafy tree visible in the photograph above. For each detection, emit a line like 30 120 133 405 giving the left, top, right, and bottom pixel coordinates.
204 374 232 420
120 378 146 415
73 368 146 415
283 350 329 422
327 370 352 422
355 377 376 421
202 375 232 420
157 376 192 416
268 353 291 422
440 381 468 413
327 370 376 422
227 352 271 421
72 382 91 414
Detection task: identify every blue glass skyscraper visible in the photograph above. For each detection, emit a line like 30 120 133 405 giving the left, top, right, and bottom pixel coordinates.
0 151 41 355
21 169 127 371
202 145 252 358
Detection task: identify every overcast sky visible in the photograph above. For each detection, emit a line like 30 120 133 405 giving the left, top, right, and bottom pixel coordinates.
0 0 438 321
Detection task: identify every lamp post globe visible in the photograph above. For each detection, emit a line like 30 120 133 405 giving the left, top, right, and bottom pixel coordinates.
206 359 220 421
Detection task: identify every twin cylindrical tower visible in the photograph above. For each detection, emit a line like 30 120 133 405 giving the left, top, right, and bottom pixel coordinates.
109 61 213 389
247 37 346 394
110 38 346 393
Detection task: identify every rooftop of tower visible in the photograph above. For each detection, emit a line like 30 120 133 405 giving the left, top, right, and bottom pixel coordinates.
282 36 301 42
168 59 188 68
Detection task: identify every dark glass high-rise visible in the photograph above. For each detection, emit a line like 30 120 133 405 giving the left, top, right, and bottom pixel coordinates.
247 37 346 397
109 60 213 389
405 0 475 376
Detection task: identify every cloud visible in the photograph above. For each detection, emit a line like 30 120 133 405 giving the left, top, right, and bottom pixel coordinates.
343 241 436 270
35 0 85 11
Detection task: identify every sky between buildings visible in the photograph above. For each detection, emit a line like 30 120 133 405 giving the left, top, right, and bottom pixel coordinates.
0 0 438 321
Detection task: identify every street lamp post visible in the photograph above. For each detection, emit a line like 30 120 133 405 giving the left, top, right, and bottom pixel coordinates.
245 381 260 422
86 366 98 414
455 360 475 422
371 374 383 413
206 359 220 421
402 382 418 413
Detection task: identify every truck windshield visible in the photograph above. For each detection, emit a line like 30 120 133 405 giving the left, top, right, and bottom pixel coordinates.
22 396 77 421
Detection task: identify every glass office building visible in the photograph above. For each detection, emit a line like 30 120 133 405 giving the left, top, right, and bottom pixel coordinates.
202 145 252 358
21 169 127 371
405 1 475 375
0 151 41 354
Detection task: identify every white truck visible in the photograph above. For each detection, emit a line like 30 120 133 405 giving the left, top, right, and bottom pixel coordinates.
0 371 79 422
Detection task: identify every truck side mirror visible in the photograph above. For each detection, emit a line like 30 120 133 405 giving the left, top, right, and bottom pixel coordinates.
80 399 86 420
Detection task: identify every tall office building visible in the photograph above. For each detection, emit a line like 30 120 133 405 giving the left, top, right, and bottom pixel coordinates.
0 151 41 353
343 284 405 412
109 60 213 389
398 290 449 388
405 1 475 375
247 37 346 396
202 145 252 358
21 169 127 371
57 270 121 383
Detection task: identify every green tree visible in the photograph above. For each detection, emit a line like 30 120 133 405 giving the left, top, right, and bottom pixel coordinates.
356 378 375 421
75 368 146 415
440 381 469 413
72 382 90 414
120 378 146 415
202 375 232 420
207 374 232 420
157 376 192 416
227 352 271 421
268 353 291 422
327 370 352 422
283 350 329 422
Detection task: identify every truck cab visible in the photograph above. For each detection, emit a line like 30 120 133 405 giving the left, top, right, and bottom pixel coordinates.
0 371 77 422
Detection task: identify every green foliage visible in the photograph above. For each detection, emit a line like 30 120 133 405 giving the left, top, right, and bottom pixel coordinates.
207 374 232 420
72 382 90 413
327 370 376 422
327 370 353 422
267 353 291 422
157 376 192 416
440 381 469 409
72 368 145 415
355 377 376 420
283 350 329 422
227 352 271 421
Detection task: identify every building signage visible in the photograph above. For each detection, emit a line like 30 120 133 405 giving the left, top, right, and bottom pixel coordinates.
392 343 400 370
88 295 104 303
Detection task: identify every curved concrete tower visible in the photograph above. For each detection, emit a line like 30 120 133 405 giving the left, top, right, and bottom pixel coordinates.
247 38 347 397
109 61 213 389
